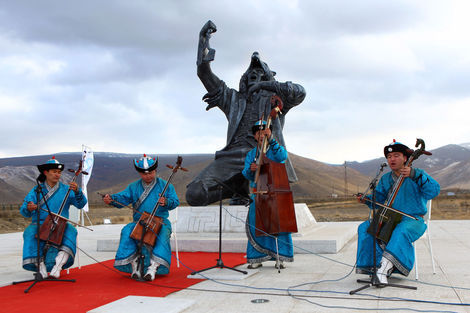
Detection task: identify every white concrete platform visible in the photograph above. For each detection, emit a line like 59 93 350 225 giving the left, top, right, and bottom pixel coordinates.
87 296 194 313
97 204 357 254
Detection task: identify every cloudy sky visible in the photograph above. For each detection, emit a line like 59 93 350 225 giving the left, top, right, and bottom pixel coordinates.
0 0 469 164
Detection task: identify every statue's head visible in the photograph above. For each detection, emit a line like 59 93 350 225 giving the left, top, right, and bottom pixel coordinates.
239 52 276 94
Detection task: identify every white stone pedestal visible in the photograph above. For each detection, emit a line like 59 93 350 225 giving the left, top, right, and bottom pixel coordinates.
97 203 358 254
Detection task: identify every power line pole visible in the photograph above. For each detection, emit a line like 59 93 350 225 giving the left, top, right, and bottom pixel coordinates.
344 161 348 197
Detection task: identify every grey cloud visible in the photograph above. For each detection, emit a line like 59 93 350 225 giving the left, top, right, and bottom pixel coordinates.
0 0 469 163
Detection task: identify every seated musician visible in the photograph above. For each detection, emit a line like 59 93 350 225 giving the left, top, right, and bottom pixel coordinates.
102 154 179 281
356 140 440 284
242 120 294 269
20 157 87 279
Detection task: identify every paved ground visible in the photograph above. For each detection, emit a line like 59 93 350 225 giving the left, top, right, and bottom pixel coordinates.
1 221 470 313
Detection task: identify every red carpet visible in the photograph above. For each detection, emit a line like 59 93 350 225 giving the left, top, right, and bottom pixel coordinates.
0 252 245 313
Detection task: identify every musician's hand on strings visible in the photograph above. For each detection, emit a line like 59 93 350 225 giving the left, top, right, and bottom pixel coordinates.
264 128 272 140
158 196 167 206
250 162 258 172
69 181 79 192
400 166 412 178
27 201 37 212
102 194 113 205
258 128 272 141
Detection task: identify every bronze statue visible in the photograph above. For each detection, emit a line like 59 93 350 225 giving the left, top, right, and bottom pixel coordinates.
186 20 306 206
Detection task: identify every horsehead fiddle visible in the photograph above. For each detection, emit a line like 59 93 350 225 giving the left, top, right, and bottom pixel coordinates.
253 95 298 236
366 138 432 244
39 159 91 246
130 156 187 246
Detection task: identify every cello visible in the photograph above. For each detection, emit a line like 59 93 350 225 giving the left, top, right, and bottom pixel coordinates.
39 160 89 246
366 138 431 243
130 156 186 246
253 95 298 236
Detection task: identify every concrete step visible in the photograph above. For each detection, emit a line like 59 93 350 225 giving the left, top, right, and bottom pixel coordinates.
97 222 359 254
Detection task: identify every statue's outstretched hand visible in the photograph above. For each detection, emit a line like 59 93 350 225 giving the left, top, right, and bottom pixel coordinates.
199 20 217 38
197 20 217 66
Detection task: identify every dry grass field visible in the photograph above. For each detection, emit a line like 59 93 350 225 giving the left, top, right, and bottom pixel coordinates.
307 194 470 222
1 194 469 234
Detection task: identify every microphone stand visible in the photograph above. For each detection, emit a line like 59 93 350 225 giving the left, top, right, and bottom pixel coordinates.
13 179 75 293
350 164 416 294
191 179 248 275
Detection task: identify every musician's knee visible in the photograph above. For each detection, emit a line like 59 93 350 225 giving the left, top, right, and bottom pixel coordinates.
358 220 370 233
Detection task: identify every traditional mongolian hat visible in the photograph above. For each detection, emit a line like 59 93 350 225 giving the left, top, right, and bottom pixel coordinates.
134 154 158 173
384 139 412 157
251 120 272 134
36 156 64 182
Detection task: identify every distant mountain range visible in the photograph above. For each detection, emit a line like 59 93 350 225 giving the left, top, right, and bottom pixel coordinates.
346 143 470 191
1 143 469 204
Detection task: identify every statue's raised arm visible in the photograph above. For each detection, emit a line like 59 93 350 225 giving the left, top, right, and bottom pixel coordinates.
197 20 221 93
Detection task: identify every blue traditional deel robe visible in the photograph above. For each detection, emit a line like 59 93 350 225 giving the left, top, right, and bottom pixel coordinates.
20 182 87 272
356 168 440 276
110 178 179 275
242 138 294 264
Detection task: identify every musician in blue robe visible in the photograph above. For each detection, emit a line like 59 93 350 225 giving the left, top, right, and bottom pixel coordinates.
242 121 294 269
102 154 179 281
356 140 440 284
20 157 87 279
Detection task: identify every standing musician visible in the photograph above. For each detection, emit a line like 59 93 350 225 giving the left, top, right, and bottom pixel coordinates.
356 140 440 284
242 121 294 269
20 157 87 279
102 154 179 281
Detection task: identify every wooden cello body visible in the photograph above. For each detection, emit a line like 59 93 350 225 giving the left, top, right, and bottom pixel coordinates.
255 157 298 236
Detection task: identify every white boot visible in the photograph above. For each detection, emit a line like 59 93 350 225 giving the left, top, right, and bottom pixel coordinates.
39 261 48 279
376 256 393 285
131 257 141 279
247 262 262 269
50 251 69 279
144 260 159 281
275 260 285 269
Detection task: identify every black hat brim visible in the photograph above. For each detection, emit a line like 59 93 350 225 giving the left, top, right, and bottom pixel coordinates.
37 163 65 173
134 161 158 173
251 124 273 135
384 143 412 157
